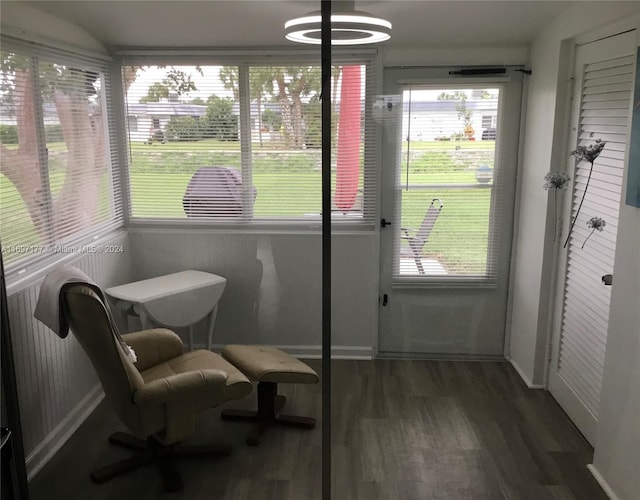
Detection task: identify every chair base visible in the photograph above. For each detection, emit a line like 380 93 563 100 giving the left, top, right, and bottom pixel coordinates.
90 431 232 492
221 381 315 446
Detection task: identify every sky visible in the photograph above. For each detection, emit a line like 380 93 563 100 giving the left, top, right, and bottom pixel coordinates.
126 66 232 103
125 64 369 104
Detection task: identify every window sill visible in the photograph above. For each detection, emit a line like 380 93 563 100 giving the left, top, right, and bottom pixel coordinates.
125 219 378 234
391 277 497 290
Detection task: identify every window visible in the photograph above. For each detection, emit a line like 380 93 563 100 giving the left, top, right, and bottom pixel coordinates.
128 115 138 132
395 87 501 278
481 114 494 128
122 60 376 226
0 41 121 274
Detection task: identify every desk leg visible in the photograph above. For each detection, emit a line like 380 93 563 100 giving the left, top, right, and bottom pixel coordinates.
207 306 219 351
134 305 153 331
119 307 130 332
112 300 135 332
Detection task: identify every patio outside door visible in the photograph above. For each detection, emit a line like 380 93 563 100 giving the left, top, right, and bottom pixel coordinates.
378 67 523 357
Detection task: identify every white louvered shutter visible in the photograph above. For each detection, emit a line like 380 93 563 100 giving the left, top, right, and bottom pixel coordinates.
557 54 634 418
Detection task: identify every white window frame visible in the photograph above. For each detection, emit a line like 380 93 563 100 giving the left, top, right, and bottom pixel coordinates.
128 115 139 132
115 49 381 232
1 36 124 285
379 68 523 288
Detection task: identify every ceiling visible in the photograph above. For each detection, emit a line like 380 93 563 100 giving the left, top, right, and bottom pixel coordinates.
19 0 579 49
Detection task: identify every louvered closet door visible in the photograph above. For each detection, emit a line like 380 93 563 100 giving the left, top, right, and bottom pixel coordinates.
549 29 636 445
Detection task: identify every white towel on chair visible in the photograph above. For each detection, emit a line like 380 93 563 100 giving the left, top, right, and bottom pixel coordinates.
34 265 136 361
34 265 96 338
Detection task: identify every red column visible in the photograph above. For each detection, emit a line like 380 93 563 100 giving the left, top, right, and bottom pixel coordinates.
335 65 361 212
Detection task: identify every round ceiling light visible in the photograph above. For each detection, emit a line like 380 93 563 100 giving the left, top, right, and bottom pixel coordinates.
285 11 392 45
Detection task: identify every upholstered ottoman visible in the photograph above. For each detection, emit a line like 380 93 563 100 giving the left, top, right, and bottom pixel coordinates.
221 345 319 445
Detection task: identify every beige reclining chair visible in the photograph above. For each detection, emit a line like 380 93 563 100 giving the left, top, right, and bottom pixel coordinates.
63 284 252 492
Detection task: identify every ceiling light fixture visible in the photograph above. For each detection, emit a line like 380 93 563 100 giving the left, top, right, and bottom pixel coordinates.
285 1 391 45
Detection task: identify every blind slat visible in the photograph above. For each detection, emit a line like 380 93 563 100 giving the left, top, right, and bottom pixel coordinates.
1 42 122 275
389 86 503 280
123 62 376 226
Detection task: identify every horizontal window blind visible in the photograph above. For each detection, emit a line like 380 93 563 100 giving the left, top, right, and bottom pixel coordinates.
123 64 243 219
0 39 121 275
392 87 501 279
122 60 376 226
558 54 633 418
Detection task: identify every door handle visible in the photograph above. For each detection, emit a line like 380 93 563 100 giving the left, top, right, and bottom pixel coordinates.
381 218 392 228
602 274 613 286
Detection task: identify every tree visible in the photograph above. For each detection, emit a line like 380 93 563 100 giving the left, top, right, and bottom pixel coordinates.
438 90 473 138
139 81 170 103
437 91 467 101
1 54 107 240
138 67 201 103
271 66 320 149
201 95 238 141
219 65 322 149
261 108 282 133
1 60 146 245
219 66 273 147
165 116 202 141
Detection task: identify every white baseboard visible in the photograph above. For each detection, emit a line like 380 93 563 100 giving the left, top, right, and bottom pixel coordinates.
208 343 374 360
26 384 104 480
587 464 621 500
509 358 545 389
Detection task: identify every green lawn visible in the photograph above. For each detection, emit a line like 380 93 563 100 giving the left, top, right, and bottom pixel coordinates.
400 188 491 275
2 140 495 274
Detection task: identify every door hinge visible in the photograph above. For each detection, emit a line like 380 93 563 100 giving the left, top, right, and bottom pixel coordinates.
382 294 389 306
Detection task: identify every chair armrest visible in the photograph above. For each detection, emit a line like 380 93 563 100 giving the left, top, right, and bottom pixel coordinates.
122 329 184 371
133 369 228 405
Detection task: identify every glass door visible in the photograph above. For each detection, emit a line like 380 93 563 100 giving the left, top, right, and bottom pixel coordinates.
378 67 523 356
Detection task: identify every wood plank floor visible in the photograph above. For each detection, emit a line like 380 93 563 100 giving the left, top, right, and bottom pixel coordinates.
28 360 607 500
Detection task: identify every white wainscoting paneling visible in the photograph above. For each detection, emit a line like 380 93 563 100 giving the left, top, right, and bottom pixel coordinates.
5 231 132 477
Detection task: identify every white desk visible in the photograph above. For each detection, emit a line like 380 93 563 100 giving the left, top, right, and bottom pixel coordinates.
105 270 227 351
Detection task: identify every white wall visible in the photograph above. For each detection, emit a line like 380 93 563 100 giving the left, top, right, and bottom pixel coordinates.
128 230 378 357
591 181 640 500
591 31 640 500
0 2 106 54
508 2 640 386
382 46 529 67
